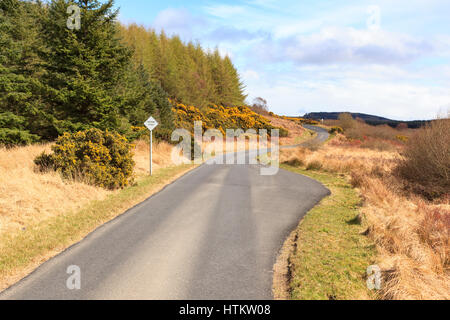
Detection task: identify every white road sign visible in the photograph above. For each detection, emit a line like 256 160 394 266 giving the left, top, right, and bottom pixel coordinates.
144 116 159 176
144 116 158 131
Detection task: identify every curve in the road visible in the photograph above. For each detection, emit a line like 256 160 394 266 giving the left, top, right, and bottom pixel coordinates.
282 125 329 150
0 129 331 300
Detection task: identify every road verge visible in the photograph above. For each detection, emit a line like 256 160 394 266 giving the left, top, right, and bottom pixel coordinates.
0 164 196 292
273 164 376 300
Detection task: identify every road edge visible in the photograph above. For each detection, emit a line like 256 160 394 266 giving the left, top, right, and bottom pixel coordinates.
0 164 199 293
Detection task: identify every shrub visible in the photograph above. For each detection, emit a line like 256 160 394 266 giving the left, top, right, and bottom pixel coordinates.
34 152 54 173
128 126 148 141
329 126 344 134
396 118 450 199
154 127 174 143
306 160 323 171
172 102 276 134
338 113 356 131
34 129 135 190
396 135 409 143
343 119 412 143
283 158 305 167
278 127 289 137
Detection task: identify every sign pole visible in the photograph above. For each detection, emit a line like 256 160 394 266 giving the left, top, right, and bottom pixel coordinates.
144 116 158 176
150 130 153 176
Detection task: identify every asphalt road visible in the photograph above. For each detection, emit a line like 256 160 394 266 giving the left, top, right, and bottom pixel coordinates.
1 128 330 300
303 125 330 143
282 125 330 149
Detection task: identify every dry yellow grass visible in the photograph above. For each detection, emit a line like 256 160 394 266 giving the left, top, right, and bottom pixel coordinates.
0 144 111 235
359 176 450 300
0 140 175 236
281 142 399 174
281 142 450 300
133 140 174 176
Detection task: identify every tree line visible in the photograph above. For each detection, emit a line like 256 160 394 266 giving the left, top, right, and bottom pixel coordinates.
0 0 247 146
119 24 247 110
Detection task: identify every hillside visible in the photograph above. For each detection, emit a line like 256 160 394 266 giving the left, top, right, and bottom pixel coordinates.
303 112 429 129
0 0 247 147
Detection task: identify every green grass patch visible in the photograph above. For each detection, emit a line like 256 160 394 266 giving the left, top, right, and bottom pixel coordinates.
0 164 195 290
281 164 376 300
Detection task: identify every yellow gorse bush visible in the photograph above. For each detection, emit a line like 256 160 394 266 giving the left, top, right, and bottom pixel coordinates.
172 102 277 134
34 129 135 190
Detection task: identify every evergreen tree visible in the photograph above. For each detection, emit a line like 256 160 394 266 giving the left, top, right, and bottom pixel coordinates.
0 0 248 146
117 62 174 139
0 0 45 145
119 24 247 110
39 0 131 137
223 56 247 105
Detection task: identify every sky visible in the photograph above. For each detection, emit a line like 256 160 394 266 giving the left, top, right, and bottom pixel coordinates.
114 0 450 120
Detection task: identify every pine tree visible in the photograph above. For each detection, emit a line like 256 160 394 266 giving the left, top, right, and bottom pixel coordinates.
208 48 232 106
39 0 131 137
119 24 247 110
223 56 247 105
118 63 173 131
2 0 236 146
0 0 45 145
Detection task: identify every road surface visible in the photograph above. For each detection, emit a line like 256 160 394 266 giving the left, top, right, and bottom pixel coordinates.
282 125 330 150
303 125 330 143
1 129 330 300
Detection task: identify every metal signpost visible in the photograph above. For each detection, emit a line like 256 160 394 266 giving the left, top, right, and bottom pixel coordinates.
144 116 159 175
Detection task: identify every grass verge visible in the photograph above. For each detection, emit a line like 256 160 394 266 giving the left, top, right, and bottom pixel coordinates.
275 164 376 300
0 164 196 291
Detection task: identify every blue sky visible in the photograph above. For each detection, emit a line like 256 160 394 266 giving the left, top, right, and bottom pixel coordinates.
114 0 450 120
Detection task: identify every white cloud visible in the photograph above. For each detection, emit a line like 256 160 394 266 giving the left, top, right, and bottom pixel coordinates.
145 1 450 120
254 27 435 66
204 5 246 18
153 8 189 30
242 70 260 81
218 46 234 59
152 8 206 38
244 65 450 120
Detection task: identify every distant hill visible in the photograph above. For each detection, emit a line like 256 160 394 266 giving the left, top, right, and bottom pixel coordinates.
302 112 429 129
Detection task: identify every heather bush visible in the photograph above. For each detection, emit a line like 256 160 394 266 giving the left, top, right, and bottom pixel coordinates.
34 129 135 190
396 118 450 199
